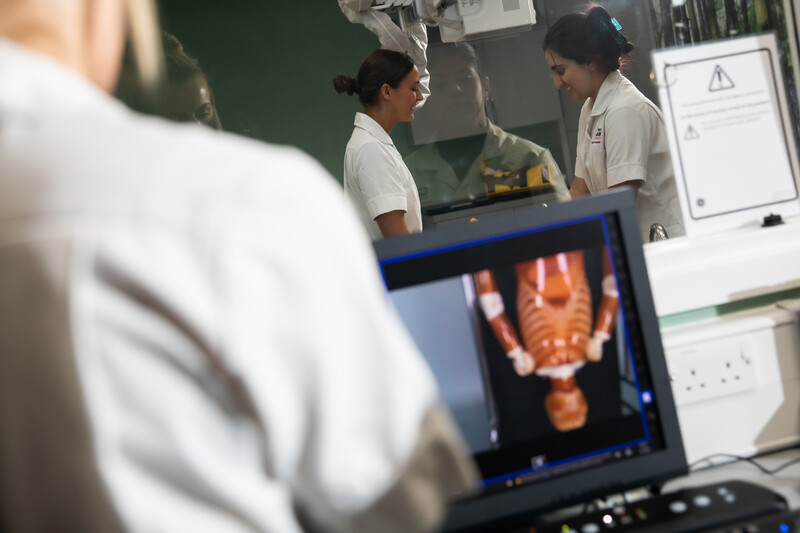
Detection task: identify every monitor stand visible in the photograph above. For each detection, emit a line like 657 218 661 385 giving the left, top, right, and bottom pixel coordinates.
527 480 787 532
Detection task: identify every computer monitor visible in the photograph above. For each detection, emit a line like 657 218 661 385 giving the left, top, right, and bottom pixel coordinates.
373 190 687 532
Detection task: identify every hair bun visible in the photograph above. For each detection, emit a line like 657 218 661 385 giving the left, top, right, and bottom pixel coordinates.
332 74 359 96
585 6 634 58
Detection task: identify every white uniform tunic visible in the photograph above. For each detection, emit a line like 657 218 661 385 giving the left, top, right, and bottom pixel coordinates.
0 39 475 533
575 70 685 241
344 113 422 240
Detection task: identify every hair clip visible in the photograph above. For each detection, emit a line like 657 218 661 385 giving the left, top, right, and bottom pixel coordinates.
609 17 624 44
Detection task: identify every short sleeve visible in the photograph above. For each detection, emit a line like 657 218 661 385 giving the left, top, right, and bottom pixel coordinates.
604 106 651 187
352 142 409 220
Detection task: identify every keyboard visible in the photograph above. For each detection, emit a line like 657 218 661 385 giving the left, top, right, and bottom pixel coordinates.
525 480 788 533
698 507 800 532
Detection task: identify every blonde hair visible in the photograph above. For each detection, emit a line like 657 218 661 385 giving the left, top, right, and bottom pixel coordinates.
123 0 164 91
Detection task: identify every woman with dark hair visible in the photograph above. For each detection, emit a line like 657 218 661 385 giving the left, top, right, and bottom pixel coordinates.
405 42 568 208
117 31 222 131
157 32 222 130
544 5 684 240
334 49 424 239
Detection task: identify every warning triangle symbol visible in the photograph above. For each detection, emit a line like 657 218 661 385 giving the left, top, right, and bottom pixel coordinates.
685 125 700 140
709 65 735 91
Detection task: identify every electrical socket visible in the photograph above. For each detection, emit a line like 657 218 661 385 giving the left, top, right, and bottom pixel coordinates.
665 333 758 406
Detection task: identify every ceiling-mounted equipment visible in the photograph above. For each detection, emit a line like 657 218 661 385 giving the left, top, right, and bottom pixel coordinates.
370 0 536 43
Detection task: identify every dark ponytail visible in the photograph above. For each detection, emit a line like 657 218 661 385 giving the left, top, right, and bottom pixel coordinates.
333 49 415 108
333 75 360 96
543 5 634 72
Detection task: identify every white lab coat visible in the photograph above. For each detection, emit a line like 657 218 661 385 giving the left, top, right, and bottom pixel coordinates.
0 38 475 533
344 112 423 240
575 70 685 241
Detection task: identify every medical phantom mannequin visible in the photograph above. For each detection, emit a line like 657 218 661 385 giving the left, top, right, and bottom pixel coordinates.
474 249 618 431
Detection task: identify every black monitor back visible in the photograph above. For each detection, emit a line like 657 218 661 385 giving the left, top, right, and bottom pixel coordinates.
373 190 687 532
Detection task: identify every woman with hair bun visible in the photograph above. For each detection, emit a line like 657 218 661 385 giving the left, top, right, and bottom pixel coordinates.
334 49 424 239
544 5 684 241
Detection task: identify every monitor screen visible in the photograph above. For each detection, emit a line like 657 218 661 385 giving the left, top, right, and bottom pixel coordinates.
373 190 687 532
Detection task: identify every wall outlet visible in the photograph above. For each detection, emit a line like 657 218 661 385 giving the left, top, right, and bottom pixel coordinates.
666 334 758 406
661 307 800 464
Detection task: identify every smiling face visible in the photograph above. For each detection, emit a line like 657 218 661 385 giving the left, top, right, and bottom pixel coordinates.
545 50 604 102
387 66 424 123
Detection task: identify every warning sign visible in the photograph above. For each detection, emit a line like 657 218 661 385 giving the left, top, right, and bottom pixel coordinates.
709 65 735 91
652 33 800 236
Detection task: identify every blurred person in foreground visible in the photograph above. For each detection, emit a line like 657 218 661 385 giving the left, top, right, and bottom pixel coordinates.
0 1 476 532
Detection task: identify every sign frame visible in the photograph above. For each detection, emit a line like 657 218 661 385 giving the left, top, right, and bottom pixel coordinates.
652 32 800 236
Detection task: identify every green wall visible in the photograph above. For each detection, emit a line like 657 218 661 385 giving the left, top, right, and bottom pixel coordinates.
159 0 415 184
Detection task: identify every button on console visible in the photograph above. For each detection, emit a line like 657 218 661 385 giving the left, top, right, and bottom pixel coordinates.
669 500 689 514
693 495 712 507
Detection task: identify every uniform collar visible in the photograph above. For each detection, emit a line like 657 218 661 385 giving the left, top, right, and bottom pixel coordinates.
590 70 624 118
354 112 395 146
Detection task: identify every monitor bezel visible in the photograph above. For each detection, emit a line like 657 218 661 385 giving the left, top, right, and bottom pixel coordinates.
373 190 688 532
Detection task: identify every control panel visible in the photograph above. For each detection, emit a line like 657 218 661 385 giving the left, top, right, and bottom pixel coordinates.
524 480 787 533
